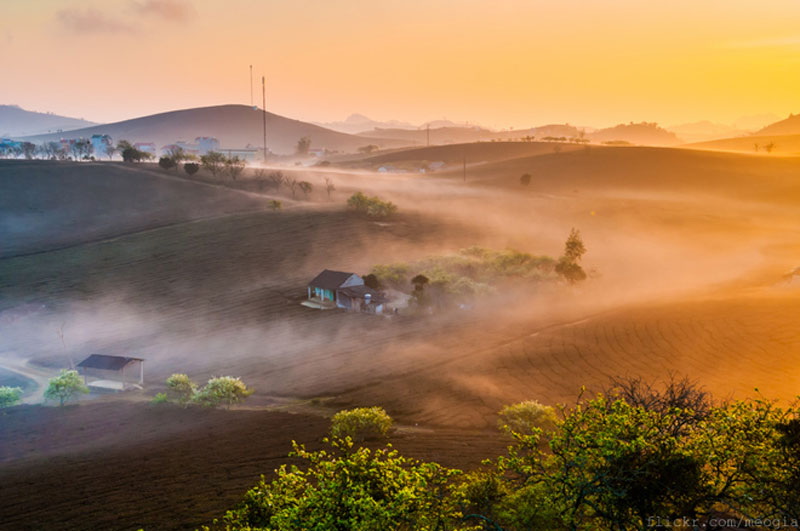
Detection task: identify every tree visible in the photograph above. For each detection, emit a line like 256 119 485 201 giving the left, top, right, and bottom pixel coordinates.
44 369 89 406
765 142 776 153
165 145 187 171
166 373 197 406
358 144 379 154
118 140 151 163
298 180 313 198
347 191 398 218
158 156 176 170
324 176 335 199
268 171 285 190
555 228 587 284
21 142 36 160
224 156 246 180
0 386 23 408
330 406 393 440
287 177 299 199
213 437 460 531
363 273 381 290
296 136 311 156
497 400 557 436
105 144 118 160
411 274 430 294
520 173 531 186
268 200 282 210
200 151 226 177
194 376 253 409
184 162 200 175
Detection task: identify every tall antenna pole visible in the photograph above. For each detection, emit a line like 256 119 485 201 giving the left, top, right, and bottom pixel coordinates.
249 65 253 106
262 76 267 162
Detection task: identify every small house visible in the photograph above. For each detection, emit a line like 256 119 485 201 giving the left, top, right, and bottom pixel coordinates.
306 269 387 314
77 354 144 393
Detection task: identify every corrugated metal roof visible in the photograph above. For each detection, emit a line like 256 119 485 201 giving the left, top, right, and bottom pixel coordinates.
77 354 143 371
308 269 356 290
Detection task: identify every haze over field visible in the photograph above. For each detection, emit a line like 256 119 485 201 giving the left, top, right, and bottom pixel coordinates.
3 1 800 529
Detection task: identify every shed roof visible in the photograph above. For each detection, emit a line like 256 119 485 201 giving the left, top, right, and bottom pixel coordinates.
308 269 357 290
77 354 143 371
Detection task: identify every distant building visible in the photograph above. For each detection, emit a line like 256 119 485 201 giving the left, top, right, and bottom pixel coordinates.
222 147 259 161
77 354 144 392
306 270 386 314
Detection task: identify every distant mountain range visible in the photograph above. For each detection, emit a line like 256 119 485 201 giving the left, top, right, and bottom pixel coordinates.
0 105 96 137
315 113 473 135
20 105 410 155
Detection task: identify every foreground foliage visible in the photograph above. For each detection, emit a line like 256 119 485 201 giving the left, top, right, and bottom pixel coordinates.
347 191 398 218
212 384 800 530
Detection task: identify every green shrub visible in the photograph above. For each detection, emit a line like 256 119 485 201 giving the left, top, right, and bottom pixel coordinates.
44 369 89 406
347 192 398 218
268 199 282 210
184 162 200 175
0 386 23 408
370 263 410 288
497 400 557 435
166 373 197 406
151 392 168 405
330 406 393 440
158 156 176 170
194 376 253 409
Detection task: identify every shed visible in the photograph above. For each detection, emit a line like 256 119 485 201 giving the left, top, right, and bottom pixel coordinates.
306 270 387 314
77 354 144 392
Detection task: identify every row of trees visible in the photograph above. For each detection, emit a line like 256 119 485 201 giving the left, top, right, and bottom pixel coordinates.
156 373 253 409
208 378 800 530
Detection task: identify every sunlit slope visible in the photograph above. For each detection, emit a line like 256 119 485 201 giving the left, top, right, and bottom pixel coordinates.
687 134 800 155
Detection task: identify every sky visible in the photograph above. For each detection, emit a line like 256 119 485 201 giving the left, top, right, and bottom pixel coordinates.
2 0 800 129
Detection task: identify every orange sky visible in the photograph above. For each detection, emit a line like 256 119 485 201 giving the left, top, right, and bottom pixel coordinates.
2 0 800 128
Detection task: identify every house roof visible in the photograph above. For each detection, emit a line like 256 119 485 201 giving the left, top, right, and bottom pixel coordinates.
308 269 357 290
77 354 143 371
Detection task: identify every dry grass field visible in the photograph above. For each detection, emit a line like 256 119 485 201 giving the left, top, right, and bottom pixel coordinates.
1 143 799 528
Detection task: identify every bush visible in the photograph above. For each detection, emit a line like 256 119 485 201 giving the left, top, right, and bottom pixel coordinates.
44 369 89 406
159 156 176 170
194 376 253 409
497 400 557 435
268 200 282 210
151 392 168 405
166 373 197 406
330 406 393 440
347 192 398 218
0 386 23 408
184 162 200 175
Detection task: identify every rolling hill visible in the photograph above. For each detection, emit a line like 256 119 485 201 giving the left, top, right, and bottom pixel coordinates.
21 105 410 155
754 113 800 136
0 105 96 137
589 122 681 145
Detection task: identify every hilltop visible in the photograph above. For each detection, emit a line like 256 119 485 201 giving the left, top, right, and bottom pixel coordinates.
754 113 800 136
21 105 409 155
0 105 96 137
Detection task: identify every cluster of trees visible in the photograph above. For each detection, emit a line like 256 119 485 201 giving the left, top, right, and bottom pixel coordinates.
347 191 398 218
155 373 253 409
199 151 247 180
0 138 156 162
207 378 800 531
367 236 584 309
252 170 315 199
754 142 776 153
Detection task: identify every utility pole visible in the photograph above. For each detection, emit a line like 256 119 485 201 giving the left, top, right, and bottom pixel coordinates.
262 76 268 162
249 65 253 106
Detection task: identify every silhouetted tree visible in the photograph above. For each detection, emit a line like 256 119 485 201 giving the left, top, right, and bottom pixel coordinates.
520 173 531 186
296 136 311 155
159 156 176 170
184 162 200 175
324 176 336 199
298 181 313 198
200 151 225 177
